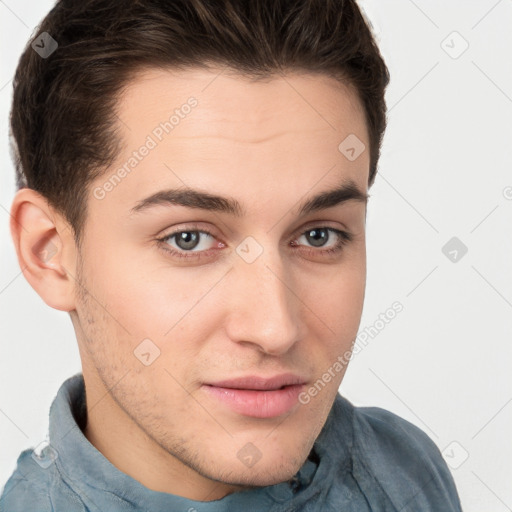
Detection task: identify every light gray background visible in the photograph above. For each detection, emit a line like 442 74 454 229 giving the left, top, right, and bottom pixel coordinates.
1 1 511 510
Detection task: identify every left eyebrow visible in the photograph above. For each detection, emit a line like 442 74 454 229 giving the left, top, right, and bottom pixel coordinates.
296 180 368 216
129 179 368 217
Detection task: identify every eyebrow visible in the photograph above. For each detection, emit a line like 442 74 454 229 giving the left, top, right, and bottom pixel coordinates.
129 179 368 217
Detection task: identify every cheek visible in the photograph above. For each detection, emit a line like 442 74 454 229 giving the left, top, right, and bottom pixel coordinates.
302 254 366 318
297 257 366 356
86 249 221 355
80 232 171 325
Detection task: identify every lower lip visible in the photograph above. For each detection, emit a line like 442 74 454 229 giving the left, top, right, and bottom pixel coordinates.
201 384 305 418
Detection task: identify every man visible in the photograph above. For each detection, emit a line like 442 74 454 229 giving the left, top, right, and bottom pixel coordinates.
1 0 462 510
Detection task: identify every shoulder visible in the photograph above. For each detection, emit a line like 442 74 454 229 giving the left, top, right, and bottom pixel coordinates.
350 404 463 511
1 449 54 512
0 447 86 512
354 405 443 463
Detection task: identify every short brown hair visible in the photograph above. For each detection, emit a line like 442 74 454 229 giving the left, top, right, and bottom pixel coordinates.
10 0 390 243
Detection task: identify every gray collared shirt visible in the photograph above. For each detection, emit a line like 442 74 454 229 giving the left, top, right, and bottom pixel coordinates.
0 373 462 511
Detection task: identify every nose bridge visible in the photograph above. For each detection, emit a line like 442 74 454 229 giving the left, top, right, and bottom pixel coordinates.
225 237 302 354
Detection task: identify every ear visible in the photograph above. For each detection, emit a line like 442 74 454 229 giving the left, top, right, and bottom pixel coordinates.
9 188 78 312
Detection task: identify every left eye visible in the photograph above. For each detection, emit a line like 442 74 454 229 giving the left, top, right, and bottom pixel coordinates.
295 227 342 249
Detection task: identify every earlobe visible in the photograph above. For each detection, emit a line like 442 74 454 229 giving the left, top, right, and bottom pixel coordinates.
9 188 77 312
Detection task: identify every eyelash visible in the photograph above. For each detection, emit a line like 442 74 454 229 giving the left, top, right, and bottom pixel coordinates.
156 225 353 261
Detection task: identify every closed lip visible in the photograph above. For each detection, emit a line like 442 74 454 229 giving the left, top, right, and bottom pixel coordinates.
203 373 307 391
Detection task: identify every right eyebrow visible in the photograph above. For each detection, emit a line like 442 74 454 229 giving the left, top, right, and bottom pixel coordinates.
130 188 244 216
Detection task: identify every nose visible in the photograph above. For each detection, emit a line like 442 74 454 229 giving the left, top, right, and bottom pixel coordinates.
224 242 303 356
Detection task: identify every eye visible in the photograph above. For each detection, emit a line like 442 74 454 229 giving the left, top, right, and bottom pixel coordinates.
292 227 352 257
296 227 341 248
159 228 218 255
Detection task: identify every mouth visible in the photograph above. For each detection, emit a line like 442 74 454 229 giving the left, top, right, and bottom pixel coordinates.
201 373 307 418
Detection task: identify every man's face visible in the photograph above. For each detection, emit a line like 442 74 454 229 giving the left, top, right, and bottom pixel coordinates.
72 67 369 499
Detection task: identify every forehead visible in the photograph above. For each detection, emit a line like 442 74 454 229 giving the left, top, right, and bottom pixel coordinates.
116 66 368 145
92 66 370 218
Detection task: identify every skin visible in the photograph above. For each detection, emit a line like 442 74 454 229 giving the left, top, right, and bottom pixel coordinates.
10 66 370 501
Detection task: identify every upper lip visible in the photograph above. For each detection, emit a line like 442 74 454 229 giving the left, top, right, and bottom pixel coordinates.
204 373 307 391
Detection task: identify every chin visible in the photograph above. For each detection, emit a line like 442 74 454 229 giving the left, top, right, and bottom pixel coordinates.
209 457 301 489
